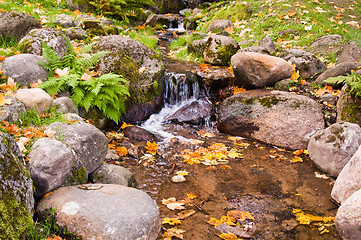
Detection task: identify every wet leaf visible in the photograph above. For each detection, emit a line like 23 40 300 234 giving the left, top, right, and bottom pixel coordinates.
162 228 186 240
199 63 209 73
176 170 189 176
116 146 128 156
292 156 303 163
233 86 246 95
177 209 196 219
146 141 158 155
221 165 232 169
187 192 197 199
197 130 215 138
208 216 236 227
162 217 181 225
227 210 255 222
293 209 334 225
293 149 303 156
218 232 239 240
120 122 133 129
228 150 243 159
314 172 329 179
162 197 186 210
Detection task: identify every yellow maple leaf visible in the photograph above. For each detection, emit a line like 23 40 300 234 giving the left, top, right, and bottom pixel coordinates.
146 141 158 155
228 150 243 159
314 85 333 97
290 64 300 81
120 122 133 129
292 156 303 163
293 149 303 156
293 209 334 225
184 157 200 165
218 233 239 240
187 192 197 199
116 146 128 156
233 86 246 95
227 210 255 222
176 170 189 176
162 217 181 225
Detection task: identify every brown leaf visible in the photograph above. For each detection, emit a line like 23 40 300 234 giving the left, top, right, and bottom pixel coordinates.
162 228 186 240
177 209 196 219
162 197 186 210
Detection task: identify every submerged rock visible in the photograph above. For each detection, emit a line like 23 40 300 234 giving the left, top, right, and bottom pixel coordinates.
123 125 159 142
37 184 161 239
217 89 324 150
308 122 361 178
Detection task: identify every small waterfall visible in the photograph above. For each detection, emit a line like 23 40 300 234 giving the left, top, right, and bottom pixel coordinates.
142 71 205 140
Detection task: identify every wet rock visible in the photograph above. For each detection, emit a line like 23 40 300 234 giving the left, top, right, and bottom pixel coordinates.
207 20 233 33
53 14 79 28
281 49 327 79
165 99 214 125
64 27 88 40
1 54 49 86
28 137 86 199
36 184 160 240
46 121 108 174
336 84 361 126
184 9 203 30
332 146 361 204
91 164 136 187
196 67 235 90
310 34 343 48
187 37 209 56
53 96 78 114
231 52 293 89
92 35 165 122
335 189 361 240
259 36 276 53
19 28 69 57
337 41 361 64
0 97 26 123
15 88 53 113
217 89 324 150
145 14 178 28
123 96 164 123
123 125 159 142
0 11 41 41
0 132 34 239
308 122 361 178
179 8 192 16
316 62 360 86
203 35 239 66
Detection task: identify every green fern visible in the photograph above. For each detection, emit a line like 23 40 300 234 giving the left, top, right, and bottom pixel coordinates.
39 42 129 124
324 71 361 98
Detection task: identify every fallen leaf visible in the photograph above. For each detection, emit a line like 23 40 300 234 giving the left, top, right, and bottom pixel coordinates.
138 66 147 74
120 122 133 129
162 197 186 210
146 141 158 155
73 9 81 15
44 129 56 138
197 130 215 138
198 63 209 73
30 79 43 88
218 232 239 240
80 72 93 81
224 26 234 34
314 172 329 179
0 55 5 61
16 137 30 152
292 156 303 163
293 209 334 225
54 68 69 77
314 85 333 96
162 228 186 240
45 235 64 240
221 165 232 169
176 170 189 176
233 86 246 95
162 217 181 225
187 192 197 199
0 94 12 106
293 149 303 156
288 11 296 17
227 210 255 222
189 139 204 145
177 209 196 219
116 146 128 156
290 64 300 81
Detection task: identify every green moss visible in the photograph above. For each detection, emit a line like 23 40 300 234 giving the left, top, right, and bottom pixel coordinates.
69 166 87 184
0 197 34 240
258 97 285 108
82 20 107 36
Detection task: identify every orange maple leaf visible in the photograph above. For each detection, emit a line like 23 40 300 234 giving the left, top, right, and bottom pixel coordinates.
233 86 246 95
224 26 234 34
314 85 333 96
146 141 158 155
198 63 209 73
73 9 81 16
0 55 5 61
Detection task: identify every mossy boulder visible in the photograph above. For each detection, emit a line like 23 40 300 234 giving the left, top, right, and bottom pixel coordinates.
0 132 34 239
203 35 239 66
81 19 107 36
19 28 69 57
217 89 325 150
92 35 165 122
66 0 95 12
336 84 361 126
0 11 41 41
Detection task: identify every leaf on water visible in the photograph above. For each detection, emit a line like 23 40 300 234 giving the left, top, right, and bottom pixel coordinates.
228 150 243 159
176 170 189 176
227 210 255 222
221 165 232 169
116 146 128 156
162 217 181 225
218 232 239 240
293 149 303 156
293 209 334 225
292 156 303 163
54 68 69 77
197 130 215 138
162 228 186 240
162 197 186 210
177 209 196 219
0 94 12 106
208 216 236 227
146 141 158 155
186 192 197 199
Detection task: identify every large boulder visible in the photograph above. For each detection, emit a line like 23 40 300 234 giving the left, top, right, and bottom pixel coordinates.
53 96 78 114
316 62 360 86
308 122 361 178
0 11 41 41
0 132 34 239
90 164 136 187
28 137 86 199
19 28 69 57
37 184 161 239
123 125 159 142
0 97 26 123
46 121 108 174
310 34 343 48
337 41 361 64
15 88 53 113
281 49 327 79
203 35 239 66
92 35 165 122
336 84 361 126
332 145 361 204
53 14 79 28
1 54 49 86
335 189 361 240
187 37 209 56
231 52 293 89
217 89 324 150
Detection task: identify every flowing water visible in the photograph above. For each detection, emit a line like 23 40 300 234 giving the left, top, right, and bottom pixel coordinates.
110 26 341 239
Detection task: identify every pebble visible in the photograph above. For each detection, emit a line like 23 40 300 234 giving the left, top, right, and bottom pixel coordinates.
171 175 186 183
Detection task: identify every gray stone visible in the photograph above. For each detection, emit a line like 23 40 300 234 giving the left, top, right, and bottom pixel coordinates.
53 14 79 28
337 41 361 64
81 19 107 36
66 0 94 11
15 88 53 113
0 11 41 41
336 84 361 126
0 132 34 239
187 37 209 56
28 137 86 198
1 54 49 86
53 96 78 114
19 28 69 57
335 189 361 240
62 113 83 122
278 29 299 38
36 184 160 240
196 67 235 90
0 97 26 123
308 122 361 178
46 121 108 174
239 46 270 54
332 145 361 204
320 93 337 106
217 89 324 150
316 62 360 86
231 52 293 89
91 164 136 187
123 126 159 142
281 49 327 79
259 36 276 53
64 27 88 40
203 35 239 66
145 14 178 28
310 34 343 48
207 20 233 33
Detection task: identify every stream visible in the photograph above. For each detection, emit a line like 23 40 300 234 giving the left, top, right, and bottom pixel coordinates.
109 25 341 240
